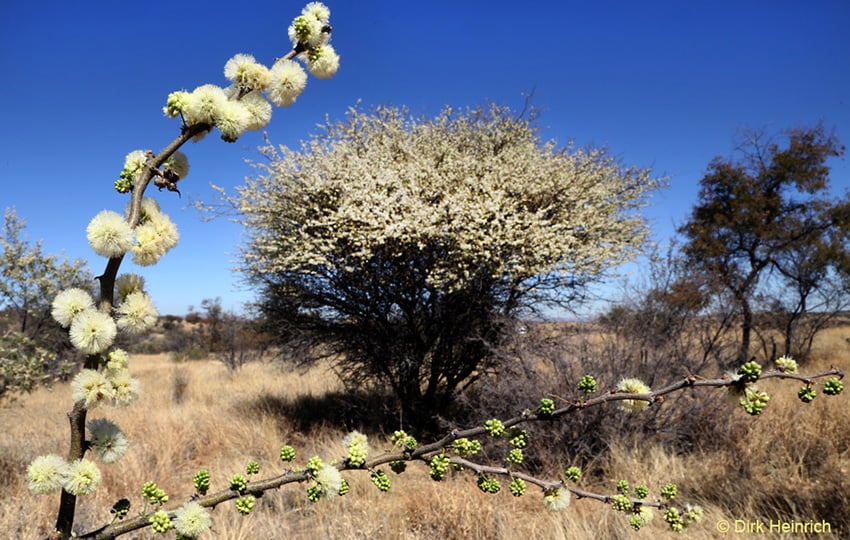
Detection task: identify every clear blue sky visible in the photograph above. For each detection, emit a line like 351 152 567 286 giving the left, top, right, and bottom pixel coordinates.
1 0 848 316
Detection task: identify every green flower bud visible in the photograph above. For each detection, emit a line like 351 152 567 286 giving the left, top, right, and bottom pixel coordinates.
616 480 630 495
235 495 255 515
193 469 210 496
578 375 597 394
114 178 133 193
798 385 816 403
506 448 524 465
634 484 649 499
389 460 407 474
476 474 501 494
738 361 762 383
142 481 168 506
230 474 248 494
338 478 350 496
149 509 173 533
509 477 527 497
305 456 324 476
306 484 322 503
660 483 677 500
246 460 260 475
280 445 296 462
537 397 555 416
508 427 528 449
664 508 683 532
484 419 505 437
823 377 843 396
774 355 798 374
611 494 631 512
740 386 770 415
370 469 391 492
453 438 481 457
429 454 450 481
565 466 581 482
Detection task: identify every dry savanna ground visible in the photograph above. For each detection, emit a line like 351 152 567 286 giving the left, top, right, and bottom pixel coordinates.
1 327 848 539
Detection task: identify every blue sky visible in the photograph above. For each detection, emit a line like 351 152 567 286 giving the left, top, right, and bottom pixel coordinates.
1 0 848 316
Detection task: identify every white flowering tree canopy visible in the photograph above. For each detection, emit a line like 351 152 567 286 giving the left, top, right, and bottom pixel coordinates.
234 104 660 312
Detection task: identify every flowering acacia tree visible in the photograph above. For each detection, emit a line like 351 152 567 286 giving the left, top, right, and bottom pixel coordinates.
23 4 846 538
227 104 661 424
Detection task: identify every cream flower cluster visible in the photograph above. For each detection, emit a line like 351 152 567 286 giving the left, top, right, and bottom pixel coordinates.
162 2 338 143
115 150 190 193
27 455 103 496
85 197 178 265
130 197 179 266
236 104 658 295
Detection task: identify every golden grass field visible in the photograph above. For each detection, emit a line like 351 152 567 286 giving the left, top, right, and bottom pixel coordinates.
1 326 848 539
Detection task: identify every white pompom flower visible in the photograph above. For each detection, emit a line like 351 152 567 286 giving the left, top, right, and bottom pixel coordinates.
288 14 324 47
616 378 652 412
27 454 69 494
306 45 340 79
184 84 227 126
173 501 212 538
163 151 190 180
224 53 272 92
51 288 95 327
267 60 308 107
71 368 115 409
216 100 252 142
87 418 129 463
241 91 273 131
116 291 158 334
69 310 117 355
63 459 102 496
302 2 331 23
86 210 134 258
108 368 140 407
543 487 571 511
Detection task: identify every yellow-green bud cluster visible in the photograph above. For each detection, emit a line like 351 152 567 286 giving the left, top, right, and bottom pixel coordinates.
230 474 248 493
429 453 450 481
477 474 501 494
193 469 210 496
665 508 684 532
660 483 677 500
506 448 524 465
537 397 555 416
391 430 417 452
389 460 407 474
142 481 168 506
616 480 630 495
611 494 632 512
149 509 173 533
634 484 649 499
738 361 762 383
578 374 597 394
774 355 798 373
338 478 350 496
453 438 481 457
305 456 323 476
565 466 581 482
246 460 260 475
235 495 255 515
280 445 296 461
740 386 770 415
798 385 816 403
370 469 391 491
823 377 843 395
509 477 527 497
508 427 528 449
484 419 505 437
344 431 369 467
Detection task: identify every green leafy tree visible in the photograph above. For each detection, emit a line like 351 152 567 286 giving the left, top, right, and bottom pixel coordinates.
229 104 661 425
0 208 92 397
678 124 849 366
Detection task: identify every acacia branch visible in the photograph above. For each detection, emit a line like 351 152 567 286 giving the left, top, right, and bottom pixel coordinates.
78 366 843 539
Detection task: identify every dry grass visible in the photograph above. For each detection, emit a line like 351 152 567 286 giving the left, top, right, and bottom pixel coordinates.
1 326 848 539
